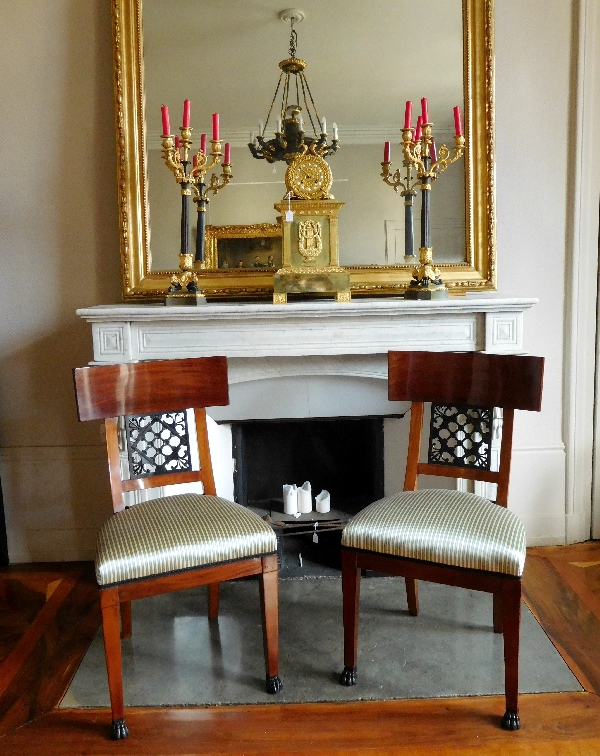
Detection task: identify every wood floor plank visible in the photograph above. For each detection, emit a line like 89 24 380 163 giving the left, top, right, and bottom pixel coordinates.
2 693 600 755
522 554 600 694
0 565 100 734
528 542 600 562
0 577 76 697
547 556 600 622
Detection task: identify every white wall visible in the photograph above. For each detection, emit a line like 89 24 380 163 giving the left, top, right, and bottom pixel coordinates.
0 0 595 560
0 1 122 560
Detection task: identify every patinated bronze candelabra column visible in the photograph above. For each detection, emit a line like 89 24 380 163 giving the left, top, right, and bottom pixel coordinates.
402 121 465 299
382 100 465 299
161 104 232 304
381 133 420 261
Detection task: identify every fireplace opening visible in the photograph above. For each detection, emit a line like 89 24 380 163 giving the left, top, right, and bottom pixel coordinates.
231 416 384 576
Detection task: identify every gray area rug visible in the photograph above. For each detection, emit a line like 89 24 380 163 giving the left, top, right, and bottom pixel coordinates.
62 576 581 708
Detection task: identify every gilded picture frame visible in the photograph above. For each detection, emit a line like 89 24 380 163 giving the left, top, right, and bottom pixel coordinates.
111 0 495 300
205 223 282 274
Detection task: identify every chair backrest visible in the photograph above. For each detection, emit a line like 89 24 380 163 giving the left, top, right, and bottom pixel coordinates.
388 351 544 506
73 357 229 513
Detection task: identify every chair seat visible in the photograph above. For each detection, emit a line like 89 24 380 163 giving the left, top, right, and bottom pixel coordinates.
96 493 277 586
341 489 526 577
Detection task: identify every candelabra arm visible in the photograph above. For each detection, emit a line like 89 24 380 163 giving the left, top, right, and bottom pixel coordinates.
381 162 407 193
161 137 184 178
206 163 233 197
430 135 466 175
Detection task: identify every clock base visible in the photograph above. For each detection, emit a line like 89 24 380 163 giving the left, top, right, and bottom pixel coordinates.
273 268 351 303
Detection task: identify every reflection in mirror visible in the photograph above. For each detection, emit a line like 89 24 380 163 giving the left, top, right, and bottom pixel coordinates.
143 0 464 273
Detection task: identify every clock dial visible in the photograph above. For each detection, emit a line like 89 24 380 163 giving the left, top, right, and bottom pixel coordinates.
285 154 333 200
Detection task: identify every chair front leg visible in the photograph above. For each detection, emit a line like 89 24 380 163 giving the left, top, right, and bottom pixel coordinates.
120 600 132 639
500 578 522 731
340 548 360 685
493 592 503 634
259 554 282 693
406 578 419 616
100 587 130 740
208 582 220 620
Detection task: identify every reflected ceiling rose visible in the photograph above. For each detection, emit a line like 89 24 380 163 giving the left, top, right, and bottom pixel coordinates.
248 8 340 165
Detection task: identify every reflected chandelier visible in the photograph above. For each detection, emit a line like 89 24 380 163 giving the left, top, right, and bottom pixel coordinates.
248 9 339 164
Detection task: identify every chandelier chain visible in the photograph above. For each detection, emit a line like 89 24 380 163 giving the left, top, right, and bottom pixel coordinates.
300 73 320 133
263 72 284 135
288 27 298 58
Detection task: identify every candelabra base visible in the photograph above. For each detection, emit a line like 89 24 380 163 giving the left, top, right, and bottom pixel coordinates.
404 284 449 301
165 291 207 306
273 267 351 304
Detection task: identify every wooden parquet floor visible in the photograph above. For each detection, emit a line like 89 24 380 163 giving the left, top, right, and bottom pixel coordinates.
1 544 600 755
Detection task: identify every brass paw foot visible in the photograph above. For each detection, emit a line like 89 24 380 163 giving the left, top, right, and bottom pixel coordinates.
111 718 130 740
266 675 283 694
339 666 357 686
500 709 520 731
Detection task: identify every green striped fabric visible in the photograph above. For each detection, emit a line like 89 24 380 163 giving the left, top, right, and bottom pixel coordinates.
95 493 277 586
342 490 526 576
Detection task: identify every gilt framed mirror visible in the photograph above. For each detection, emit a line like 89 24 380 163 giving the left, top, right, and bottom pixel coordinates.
111 0 495 300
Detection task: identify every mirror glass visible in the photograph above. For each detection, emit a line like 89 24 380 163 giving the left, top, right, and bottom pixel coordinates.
143 0 464 272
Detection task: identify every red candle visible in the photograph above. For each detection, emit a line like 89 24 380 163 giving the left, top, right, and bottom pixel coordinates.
212 113 220 141
421 97 429 124
183 99 191 128
404 101 413 130
193 155 198 167
384 141 391 162
224 142 231 164
200 133 207 154
161 105 170 135
453 105 463 136
414 116 423 142
430 139 437 162
174 136 180 148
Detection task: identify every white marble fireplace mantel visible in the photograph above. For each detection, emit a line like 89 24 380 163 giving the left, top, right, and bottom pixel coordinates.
77 297 537 364
76 297 560 546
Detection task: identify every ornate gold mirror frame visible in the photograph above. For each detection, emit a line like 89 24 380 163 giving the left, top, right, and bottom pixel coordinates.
112 0 495 300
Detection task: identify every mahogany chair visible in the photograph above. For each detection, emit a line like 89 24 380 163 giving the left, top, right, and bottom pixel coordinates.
73 357 282 740
339 350 544 730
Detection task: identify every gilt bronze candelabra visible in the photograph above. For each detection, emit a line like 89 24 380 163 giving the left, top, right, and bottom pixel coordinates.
381 148 420 262
161 128 232 303
382 116 465 299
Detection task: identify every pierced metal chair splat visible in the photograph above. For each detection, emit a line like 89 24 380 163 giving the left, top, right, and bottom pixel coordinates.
73 357 282 741
339 350 544 731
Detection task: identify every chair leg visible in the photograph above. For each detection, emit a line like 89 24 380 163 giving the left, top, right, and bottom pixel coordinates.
208 582 220 620
100 587 130 740
120 600 132 639
340 548 360 685
259 554 282 694
493 592 503 634
500 579 522 731
406 578 419 616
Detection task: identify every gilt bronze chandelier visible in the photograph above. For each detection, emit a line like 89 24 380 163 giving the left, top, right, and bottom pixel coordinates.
248 9 339 165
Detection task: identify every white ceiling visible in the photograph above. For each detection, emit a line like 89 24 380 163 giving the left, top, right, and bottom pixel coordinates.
143 0 464 145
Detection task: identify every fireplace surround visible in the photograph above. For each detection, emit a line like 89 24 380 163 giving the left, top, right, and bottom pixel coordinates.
78 297 537 510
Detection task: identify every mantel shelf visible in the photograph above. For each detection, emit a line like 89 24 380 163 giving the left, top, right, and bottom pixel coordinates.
78 297 537 363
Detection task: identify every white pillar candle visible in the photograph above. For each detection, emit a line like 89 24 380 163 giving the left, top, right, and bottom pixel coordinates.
315 490 330 513
277 116 283 133
297 481 312 513
321 116 326 134
332 122 338 140
283 484 298 515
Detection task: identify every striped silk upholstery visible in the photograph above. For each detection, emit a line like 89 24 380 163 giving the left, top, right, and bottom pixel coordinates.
96 493 277 586
342 490 526 577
